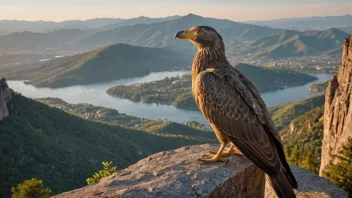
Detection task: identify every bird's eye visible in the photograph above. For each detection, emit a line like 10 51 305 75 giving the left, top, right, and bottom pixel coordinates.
197 30 204 35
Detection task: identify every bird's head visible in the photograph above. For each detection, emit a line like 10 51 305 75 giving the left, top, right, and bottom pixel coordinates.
175 26 224 50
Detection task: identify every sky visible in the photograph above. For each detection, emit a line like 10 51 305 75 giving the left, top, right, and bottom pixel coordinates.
0 0 352 21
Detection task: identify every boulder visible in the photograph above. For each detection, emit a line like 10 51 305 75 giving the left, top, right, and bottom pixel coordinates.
54 144 347 198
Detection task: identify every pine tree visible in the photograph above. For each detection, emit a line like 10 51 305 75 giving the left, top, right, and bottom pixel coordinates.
11 178 52 198
323 138 352 197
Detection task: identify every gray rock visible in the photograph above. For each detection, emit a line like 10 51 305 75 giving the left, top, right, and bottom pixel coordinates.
54 144 265 198
54 144 347 198
265 165 348 198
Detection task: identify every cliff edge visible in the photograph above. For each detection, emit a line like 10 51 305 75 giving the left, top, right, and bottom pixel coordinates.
320 35 352 175
54 144 347 198
0 78 12 121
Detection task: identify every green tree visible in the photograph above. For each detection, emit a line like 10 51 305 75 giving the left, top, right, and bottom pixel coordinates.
323 138 352 197
11 178 52 198
86 161 117 185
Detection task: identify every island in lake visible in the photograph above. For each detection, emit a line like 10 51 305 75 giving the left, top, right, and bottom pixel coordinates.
107 63 318 110
309 80 330 93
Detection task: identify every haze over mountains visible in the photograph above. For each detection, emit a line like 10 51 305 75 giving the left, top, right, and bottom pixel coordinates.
0 14 280 55
233 28 349 57
341 26 352 34
247 14 352 31
0 16 180 36
1 13 351 59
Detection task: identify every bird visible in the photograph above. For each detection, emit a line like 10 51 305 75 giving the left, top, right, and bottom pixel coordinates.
175 26 298 198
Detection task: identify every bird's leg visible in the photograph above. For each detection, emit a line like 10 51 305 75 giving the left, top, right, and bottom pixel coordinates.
197 143 229 164
209 144 242 156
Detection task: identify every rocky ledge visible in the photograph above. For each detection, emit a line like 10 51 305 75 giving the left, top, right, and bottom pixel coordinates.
54 145 347 198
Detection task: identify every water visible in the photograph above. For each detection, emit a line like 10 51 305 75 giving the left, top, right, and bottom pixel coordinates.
7 71 331 126
261 73 332 107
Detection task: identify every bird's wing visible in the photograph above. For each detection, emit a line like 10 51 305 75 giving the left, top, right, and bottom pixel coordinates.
194 68 281 174
232 68 281 142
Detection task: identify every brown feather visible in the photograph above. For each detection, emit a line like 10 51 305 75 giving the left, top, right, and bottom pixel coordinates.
186 26 297 197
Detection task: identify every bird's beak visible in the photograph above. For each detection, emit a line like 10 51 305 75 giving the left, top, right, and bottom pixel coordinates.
175 29 196 40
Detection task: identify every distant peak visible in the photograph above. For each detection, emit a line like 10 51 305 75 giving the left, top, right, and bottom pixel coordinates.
184 13 202 18
137 16 150 19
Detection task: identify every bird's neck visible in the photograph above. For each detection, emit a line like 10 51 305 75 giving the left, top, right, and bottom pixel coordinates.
192 46 230 80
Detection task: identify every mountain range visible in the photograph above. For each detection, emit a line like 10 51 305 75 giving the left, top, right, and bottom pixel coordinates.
0 16 180 36
0 14 280 55
1 14 350 59
232 28 349 57
247 14 352 31
341 26 352 34
4 43 189 88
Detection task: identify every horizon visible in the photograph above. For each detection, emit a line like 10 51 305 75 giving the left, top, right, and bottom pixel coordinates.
1 13 352 23
1 0 352 22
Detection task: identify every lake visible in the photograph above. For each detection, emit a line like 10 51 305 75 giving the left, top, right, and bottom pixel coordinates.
8 71 331 127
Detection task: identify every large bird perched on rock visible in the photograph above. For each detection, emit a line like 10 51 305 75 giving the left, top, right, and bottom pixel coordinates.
175 26 298 198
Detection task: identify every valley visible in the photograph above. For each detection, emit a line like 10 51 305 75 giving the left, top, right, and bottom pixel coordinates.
0 11 351 198
0 90 213 197
7 71 331 128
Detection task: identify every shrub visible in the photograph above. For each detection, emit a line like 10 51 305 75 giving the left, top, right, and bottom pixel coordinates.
11 178 52 198
86 161 117 185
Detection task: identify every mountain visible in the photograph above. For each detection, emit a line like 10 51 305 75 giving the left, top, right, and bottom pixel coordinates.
99 15 180 30
340 26 352 34
320 35 352 175
0 29 94 54
267 95 327 173
0 16 181 36
234 63 317 90
246 14 352 31
4 43 190 88
0 79 213 197
269 95 325 130
280 106 324 174
0 14 280 54
78 13 280 53
0 18 123 35
232 28 349 58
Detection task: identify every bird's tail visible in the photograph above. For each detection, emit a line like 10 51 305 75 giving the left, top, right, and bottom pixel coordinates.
268 168 296 198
